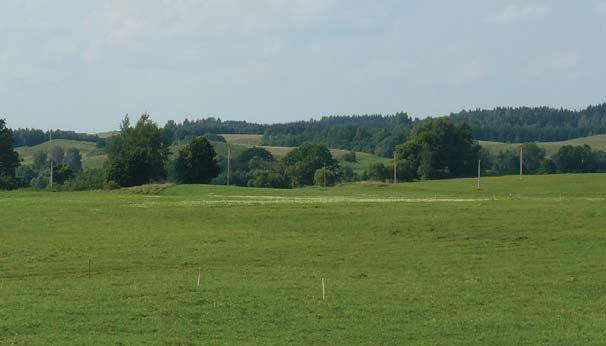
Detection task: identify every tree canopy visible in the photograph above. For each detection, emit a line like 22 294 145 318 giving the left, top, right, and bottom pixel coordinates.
174 136 220 184
283 143 338 187
398 118 480 180
0 119 20 186
106 115 171 187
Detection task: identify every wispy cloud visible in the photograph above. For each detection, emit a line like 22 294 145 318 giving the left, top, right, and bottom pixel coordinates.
486 5 549 24
552 51 579 70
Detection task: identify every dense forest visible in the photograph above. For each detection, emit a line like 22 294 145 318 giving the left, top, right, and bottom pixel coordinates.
259 113 414 157
449 104 606 142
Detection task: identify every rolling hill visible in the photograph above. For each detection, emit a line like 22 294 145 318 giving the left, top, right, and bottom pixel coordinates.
480 134 606 155
16 139 107 170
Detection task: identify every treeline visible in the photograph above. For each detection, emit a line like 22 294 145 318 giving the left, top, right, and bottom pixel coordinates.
13 129 99 147
162 118 266 144
450 104 606 142
161 104 606 157
484 143 606 176
3 115 606 191
13 103 606 157
259 113 413 157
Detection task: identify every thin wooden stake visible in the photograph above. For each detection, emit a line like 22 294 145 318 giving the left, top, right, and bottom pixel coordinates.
322 278 325 300
197 269 201 287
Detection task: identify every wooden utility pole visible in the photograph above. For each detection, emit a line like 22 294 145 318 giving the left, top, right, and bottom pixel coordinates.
49 131 53 191
519 147 523 180
477 160 481 190
393 151 397 184
226 145 231 185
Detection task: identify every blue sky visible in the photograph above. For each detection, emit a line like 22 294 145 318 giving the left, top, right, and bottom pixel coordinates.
1 0 606 132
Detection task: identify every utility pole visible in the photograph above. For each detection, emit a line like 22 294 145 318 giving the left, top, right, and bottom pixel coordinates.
226 145 231 185
477 159 481 190
393 151 398 184
49 131 53 191
519 146 523 180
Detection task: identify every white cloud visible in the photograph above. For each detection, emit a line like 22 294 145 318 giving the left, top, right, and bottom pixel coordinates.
77 0 341 61
486 5 549 24
529 51 581 80
552 51 579 70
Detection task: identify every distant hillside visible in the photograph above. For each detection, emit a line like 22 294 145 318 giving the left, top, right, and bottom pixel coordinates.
16 139 106 170
480 134 606 156
13 129 99 147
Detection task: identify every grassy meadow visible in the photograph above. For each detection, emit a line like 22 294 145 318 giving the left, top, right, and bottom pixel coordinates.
15 140 107 170
480 134 606 155
1 174 606 344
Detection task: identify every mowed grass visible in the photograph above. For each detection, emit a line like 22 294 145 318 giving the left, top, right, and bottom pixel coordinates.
480 134 606 155
2 175 606 344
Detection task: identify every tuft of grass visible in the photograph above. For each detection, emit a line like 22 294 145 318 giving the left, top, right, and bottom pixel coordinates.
121 184 176 195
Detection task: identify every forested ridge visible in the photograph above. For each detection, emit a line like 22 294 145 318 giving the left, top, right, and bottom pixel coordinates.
10 103 606 158
13 129 99 147
449 103 606 142
160 104 606 156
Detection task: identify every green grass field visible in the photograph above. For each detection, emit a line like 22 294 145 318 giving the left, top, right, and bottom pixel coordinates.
480 134 606 155
2 174 606 344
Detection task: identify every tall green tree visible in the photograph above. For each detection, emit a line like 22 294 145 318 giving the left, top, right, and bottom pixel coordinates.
0 119 20 183
367 162 389 181
520 143 546 174
283 143 338 187
552 145 597 173
32 151 48 171
49 146 65 164
175 136 220 184
397 118 480 180
231 147 275 186
64 148 83 174
106 114 171 187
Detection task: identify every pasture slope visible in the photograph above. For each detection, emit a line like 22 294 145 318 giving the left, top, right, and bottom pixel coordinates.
15 139 106 170
480 134 606 155
1 175 606 344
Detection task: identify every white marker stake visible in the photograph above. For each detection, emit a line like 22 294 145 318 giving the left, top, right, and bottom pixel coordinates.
197 269 201 287
322 278 325 301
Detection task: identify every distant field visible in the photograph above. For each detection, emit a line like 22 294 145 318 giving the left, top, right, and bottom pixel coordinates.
480 134 606 155
2 174 606 344
221 134 263 147
221 134 391 172
16 139 106 170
